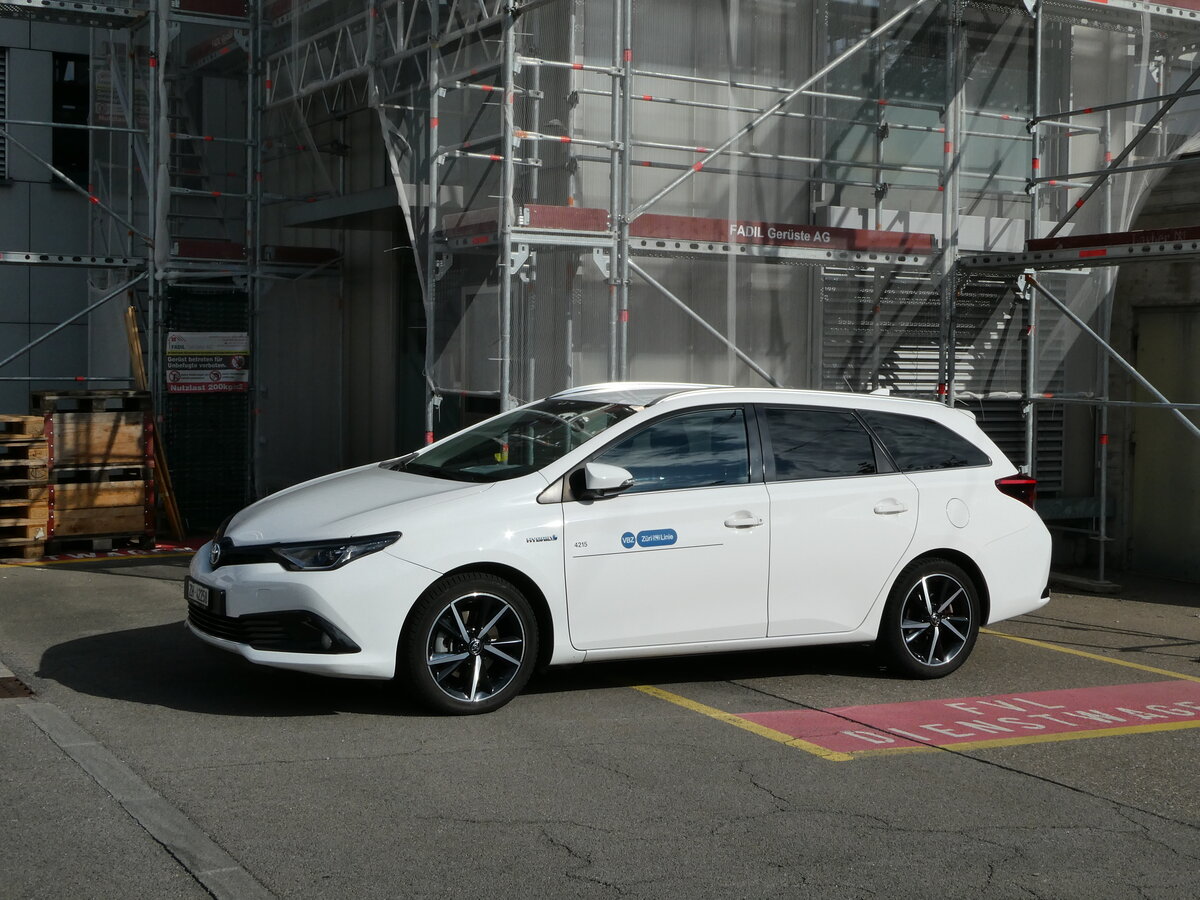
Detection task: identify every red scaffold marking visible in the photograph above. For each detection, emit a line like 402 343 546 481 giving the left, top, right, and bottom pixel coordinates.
1100 433 1110 446
692 162 704 171
738 681 1200 754
1075 198 1086 208
1079 248 1107 258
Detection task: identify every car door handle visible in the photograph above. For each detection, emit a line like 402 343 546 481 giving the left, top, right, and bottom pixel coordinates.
873 500 909 516
724 511 764 529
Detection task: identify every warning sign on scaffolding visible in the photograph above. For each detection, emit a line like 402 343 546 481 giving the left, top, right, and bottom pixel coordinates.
166 332 250 394
94 65 149 129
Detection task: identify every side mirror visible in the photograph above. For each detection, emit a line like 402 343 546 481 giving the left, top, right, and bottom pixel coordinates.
580 462 635 500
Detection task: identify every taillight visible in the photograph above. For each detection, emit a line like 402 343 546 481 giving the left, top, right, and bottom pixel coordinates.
995 476 1037 508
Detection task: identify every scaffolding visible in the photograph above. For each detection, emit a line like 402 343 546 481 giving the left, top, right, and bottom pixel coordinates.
1 0 1198 573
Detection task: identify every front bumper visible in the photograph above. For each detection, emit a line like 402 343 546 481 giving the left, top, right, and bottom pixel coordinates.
185 540 439 679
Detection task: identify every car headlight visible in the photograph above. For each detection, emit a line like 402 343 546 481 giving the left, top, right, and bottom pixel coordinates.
273 532 401 571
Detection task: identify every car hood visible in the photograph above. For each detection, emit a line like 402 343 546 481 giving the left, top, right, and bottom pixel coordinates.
225 463 493 543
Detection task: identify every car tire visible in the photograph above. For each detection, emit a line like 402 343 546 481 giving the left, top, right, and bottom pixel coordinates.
879 558 981 679
400 572 539 715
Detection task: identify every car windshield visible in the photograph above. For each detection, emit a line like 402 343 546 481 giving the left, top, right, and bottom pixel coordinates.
389 398 638 482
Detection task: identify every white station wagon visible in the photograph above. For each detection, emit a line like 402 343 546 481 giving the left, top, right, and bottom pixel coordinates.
186 383 1051 714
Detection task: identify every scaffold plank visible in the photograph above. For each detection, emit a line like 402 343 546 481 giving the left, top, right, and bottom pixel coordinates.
1047 0 1200 25
961 225 1200 270
0 0 144 28
442 206 935 267
172 0 246 17
0 251 144 268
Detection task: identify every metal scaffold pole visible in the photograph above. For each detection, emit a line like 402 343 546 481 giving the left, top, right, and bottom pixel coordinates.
618 0 633 380
500 13 517 410
606 0 622 381
425 0 441 441
939 0 963 406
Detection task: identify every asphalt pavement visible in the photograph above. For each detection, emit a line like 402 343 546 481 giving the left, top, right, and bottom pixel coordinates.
1 554 1198 899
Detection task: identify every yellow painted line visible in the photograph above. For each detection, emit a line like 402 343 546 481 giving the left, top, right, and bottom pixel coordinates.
632 684 854 762
0 551 195 569
982 628 1200 683
850 718 1200 757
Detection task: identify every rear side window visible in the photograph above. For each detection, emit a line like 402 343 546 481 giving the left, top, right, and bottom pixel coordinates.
861 410 990 471
764 407 877 481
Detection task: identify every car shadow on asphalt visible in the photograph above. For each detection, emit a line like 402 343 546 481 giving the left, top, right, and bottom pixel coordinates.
37 622 419 717
525 643 890 697
36 620 890 717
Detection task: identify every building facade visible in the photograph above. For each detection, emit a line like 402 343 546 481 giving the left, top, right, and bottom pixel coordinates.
0 0 1196 581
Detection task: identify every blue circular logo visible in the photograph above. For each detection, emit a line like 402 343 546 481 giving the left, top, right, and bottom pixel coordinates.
620 532 636 549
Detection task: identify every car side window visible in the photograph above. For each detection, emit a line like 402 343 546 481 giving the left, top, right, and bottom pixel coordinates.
593 407 750 493
861 410 990 471
763 407 877 481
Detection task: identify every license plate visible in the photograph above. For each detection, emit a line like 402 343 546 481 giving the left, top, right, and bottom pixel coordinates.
185 577 212 609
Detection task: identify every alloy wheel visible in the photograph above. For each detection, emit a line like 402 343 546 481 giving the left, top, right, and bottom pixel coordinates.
898 573 973 667
425 591 526 703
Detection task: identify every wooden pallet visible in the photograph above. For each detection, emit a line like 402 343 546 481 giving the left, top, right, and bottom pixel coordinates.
0 415 45 440
0 496 49 519
49 411 148 466
0 481 51 504
0 440 50 483
0 439 49 461
0 516 48 541
32 390 152 414
0 539 46 561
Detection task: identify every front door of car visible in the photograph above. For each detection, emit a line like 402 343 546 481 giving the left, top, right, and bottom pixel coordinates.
562 407 770 650
757 406 918 636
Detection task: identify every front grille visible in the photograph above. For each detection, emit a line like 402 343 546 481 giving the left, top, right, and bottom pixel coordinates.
188 605 360 654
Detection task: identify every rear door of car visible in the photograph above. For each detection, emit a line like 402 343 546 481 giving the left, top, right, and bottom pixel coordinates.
759 404 918 636
562 405 770 650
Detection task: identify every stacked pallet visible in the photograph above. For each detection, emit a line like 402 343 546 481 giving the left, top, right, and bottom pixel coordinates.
0 415 50 560
9 391 156 558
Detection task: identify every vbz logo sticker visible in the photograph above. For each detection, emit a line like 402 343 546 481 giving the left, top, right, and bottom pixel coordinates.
621 529 677 549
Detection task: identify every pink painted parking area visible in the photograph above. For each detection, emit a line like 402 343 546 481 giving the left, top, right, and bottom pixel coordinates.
738 680 1200 755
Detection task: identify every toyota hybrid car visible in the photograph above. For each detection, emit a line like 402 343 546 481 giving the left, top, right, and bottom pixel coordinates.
186 383 1051 714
